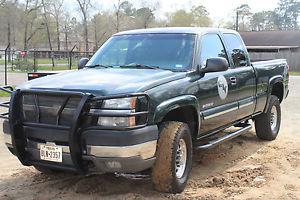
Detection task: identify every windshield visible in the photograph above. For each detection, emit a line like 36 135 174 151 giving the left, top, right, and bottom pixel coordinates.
86 33 196 71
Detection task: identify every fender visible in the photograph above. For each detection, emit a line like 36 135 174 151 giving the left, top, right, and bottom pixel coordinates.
153 95 201 131
264 75 283 113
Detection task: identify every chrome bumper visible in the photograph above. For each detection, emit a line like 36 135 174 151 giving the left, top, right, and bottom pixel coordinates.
87 140 157 159
29 140 157 160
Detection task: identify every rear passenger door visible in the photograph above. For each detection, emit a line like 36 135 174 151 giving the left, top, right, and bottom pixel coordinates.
223 33 256 119
197 34 239 135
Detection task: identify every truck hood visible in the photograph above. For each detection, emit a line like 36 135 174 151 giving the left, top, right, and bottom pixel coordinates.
18 68 186 96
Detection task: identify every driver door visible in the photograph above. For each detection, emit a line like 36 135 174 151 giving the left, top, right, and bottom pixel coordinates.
196 34 238 136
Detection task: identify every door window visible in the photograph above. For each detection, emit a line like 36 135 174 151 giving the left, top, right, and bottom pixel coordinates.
200 34 228 67
223 34 249 68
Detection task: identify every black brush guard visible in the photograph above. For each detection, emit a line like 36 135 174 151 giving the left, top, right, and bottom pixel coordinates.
0 86 13 120
0 86 149 174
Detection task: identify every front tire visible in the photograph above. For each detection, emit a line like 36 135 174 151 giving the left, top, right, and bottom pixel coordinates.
255 95 281 141
152 121 193 193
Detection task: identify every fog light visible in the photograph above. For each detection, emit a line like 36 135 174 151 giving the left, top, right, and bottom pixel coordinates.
105 161 122 169
98 116 136 127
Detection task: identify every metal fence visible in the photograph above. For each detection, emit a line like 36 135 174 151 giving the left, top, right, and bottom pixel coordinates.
1 44 94 85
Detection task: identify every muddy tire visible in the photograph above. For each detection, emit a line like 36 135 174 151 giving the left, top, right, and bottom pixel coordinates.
255 95 281 141
152 121 193 193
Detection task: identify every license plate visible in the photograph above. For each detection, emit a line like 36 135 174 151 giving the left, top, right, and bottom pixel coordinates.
40 145 62 163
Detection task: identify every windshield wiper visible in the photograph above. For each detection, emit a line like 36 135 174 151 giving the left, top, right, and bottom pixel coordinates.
119 64 160 70
86 64 113 68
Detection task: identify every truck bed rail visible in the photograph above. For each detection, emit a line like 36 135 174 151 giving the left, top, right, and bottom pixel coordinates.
0 86 13 120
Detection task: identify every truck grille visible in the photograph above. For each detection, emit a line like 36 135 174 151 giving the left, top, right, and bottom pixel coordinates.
22 94 81 127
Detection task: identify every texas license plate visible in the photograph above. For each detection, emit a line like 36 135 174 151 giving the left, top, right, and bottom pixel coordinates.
40 145 62 163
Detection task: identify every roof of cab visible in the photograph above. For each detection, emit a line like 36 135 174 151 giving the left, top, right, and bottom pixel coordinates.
114 27 237 36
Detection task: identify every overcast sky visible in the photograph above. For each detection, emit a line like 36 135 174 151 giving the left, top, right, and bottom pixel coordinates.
68 0 279 25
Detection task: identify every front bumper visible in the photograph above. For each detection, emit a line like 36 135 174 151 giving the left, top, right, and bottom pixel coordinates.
2 89 158 174
3 122 158 173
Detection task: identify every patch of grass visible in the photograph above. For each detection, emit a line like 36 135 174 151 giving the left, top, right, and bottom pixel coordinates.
37 65 78 71
0 90 10 97
0 58 74 66
0 87 14 97
36 58 69 65
8 65 78 72
290 71 300 76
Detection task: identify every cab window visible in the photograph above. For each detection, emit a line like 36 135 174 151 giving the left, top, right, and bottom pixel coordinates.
200 34 228 67
223 33 249 67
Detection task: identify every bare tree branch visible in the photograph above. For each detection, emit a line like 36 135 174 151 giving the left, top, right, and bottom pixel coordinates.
76 0 92 54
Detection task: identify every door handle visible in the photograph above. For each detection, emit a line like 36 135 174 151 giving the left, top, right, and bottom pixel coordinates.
230 77 237 85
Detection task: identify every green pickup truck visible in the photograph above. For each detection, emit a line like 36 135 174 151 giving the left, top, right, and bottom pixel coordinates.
1 28 289 193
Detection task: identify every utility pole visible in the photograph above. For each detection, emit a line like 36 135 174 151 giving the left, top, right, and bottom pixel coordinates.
4 43 10 85
235 9 239 31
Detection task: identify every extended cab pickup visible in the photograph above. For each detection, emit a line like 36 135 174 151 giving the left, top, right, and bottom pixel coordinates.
0 28 289 193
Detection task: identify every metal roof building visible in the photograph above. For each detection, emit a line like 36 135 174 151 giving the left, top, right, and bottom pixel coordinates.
240 31 300 71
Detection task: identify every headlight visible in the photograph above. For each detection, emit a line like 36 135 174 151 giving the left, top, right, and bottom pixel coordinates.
102 97 137 109
89 96 148 128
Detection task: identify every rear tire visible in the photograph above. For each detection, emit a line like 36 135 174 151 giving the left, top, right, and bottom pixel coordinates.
152 121 192 193
254 95 281 141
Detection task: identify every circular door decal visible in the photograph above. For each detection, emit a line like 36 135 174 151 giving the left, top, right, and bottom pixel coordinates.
217 75 228 100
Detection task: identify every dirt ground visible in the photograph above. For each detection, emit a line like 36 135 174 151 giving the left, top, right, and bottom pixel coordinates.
0 76 299 200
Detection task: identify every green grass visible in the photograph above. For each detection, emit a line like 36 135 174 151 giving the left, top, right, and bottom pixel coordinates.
0 90 10 97
0 86 14 97
8 65 78 72
0 58 72 65
37 65 78 71
290 71 300 76
36 58 69 65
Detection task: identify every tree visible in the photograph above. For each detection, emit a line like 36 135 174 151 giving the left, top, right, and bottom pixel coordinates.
191 5 211 27
23 0 41 50
251 11 277 31
133 0 159 29
61 13 76 51
135 7 155 28
168 10 194 27
113 0 128 32
76 0 92 54
91 13 108 49
121 0 135 17
274 0 300 30
0 0 6 7
49 0 63 50
167 5 211 27
41 0 55 69
236 4 252 31
0 0 19 61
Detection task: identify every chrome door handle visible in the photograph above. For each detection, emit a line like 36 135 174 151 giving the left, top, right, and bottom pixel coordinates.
230 77 237 85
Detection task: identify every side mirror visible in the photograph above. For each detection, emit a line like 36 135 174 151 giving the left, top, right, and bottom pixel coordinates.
78 58 89 70
201 57 229 74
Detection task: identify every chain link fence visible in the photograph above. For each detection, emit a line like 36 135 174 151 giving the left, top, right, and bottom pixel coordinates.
1 44 94 85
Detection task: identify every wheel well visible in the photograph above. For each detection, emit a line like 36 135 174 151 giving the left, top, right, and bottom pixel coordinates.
271 82 284 103
160 106 199 141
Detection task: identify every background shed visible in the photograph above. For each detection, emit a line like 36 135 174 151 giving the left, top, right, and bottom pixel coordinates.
240 31 300 71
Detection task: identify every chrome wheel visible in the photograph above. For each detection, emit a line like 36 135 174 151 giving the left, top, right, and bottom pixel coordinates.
175 138 187 179
270 105 278 131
